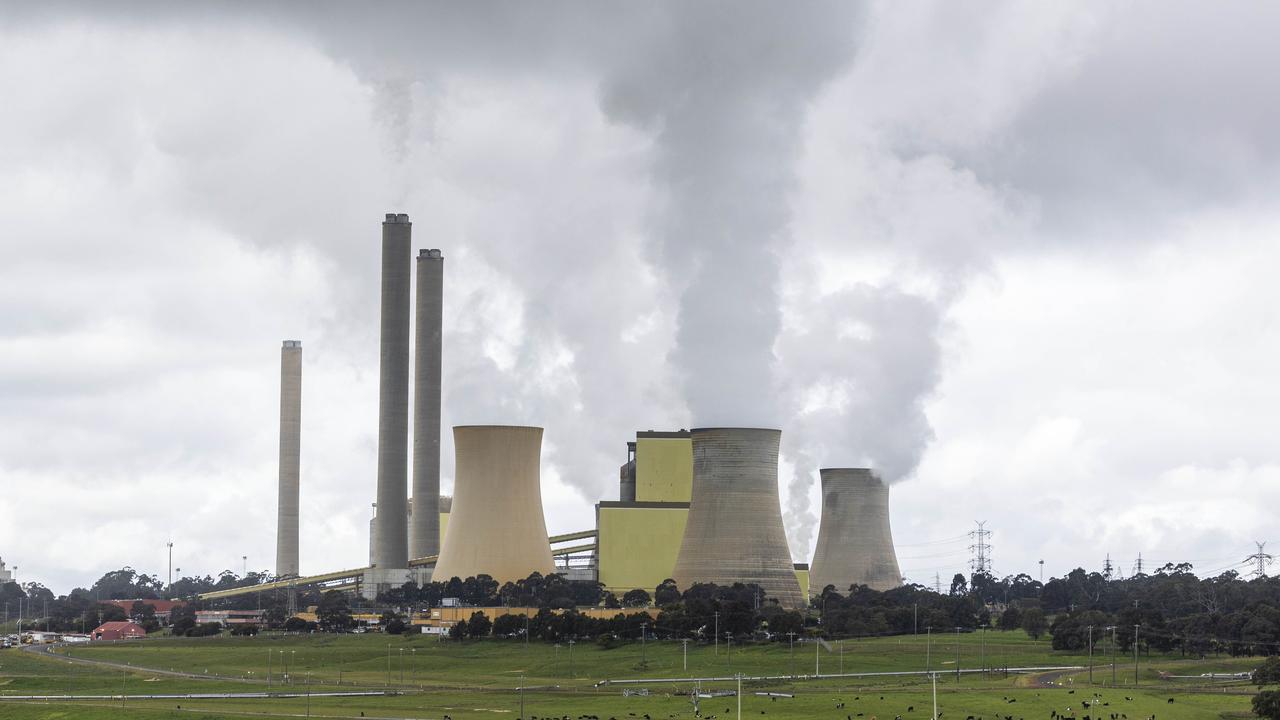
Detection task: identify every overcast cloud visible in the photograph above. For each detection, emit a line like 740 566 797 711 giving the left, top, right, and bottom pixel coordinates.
2 1 1277 592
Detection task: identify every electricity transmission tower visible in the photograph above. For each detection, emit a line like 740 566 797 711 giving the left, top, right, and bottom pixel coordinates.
1246 542 1274 579
1103 554 1113 580
969 521 992 575
1132 552 1144 577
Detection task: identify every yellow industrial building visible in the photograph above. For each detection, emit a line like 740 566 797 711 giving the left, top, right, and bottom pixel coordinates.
596 430 809 598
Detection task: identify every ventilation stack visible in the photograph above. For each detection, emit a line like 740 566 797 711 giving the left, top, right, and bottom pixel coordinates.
432 426 555 583
275 340 302 578
809 468 901 594
372 213 412 570
672 428 805 608
410 248 444 559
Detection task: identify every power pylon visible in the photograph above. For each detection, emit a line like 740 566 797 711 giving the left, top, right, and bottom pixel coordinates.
969 521 992 575
1246 542 1274 579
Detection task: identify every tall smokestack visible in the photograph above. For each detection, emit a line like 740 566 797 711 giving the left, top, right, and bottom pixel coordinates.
373 213 412 569
672 428 805 608
432 425 555 583
410 248 443 559
809 468 901 594
275 340 302 578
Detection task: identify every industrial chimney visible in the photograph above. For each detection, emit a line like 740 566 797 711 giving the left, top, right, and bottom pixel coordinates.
809 468 901 594
275 340 302 578
409 248 443 560
672 428 805 608
372 213 412 570
432 426 555 583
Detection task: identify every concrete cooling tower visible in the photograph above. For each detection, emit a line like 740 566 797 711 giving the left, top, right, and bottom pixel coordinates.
809 468 902 594
671 428 805 608
431 426 555 584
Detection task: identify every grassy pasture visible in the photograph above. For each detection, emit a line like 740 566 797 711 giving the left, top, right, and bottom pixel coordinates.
0 630 1260 719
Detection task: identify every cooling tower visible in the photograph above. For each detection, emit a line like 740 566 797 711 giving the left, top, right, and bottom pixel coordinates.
373 213 412 569
409 248 444 559
431 426 555 583
275 340 301 578
671 428 805 608
809 468 901 594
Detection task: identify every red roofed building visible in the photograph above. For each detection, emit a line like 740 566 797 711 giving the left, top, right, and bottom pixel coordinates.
101 599 183 621
91 621 147 641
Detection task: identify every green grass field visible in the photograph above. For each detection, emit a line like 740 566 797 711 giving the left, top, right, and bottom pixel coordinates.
0 631 1262 719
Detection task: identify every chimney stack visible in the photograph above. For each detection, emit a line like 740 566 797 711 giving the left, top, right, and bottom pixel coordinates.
275 340 302 578
372 213 412 569
410 248 444 559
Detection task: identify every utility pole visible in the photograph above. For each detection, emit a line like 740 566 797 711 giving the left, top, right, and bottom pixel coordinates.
681 638 690 671
243 555 248 577
736 673 742 720
640 622 647 664
954 627 961 683
714 612 720 655
979 626 985 677
1087 625 1093 685
1038 560 1044 587
167 542 174 593
913 602 918 634
931 671 938 720
1133 625 1140 686
519 672 525 720
925 626 932 672
1108 625 1117 686
787 632 797 679
568 639 575 677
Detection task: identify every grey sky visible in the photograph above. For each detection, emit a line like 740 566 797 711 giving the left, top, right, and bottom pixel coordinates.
2 1 1278 591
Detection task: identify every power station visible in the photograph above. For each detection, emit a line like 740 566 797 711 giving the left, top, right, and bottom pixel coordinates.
241 212 905 608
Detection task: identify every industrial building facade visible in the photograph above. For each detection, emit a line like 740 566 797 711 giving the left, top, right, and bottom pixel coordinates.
596 430 810 601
